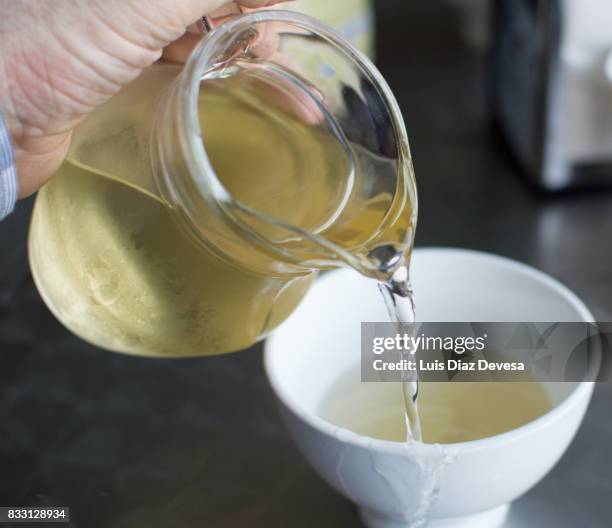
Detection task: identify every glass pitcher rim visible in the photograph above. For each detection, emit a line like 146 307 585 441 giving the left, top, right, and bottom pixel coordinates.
176 9 417 277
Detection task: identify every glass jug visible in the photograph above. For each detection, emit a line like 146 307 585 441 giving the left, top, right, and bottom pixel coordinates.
28 10 417 357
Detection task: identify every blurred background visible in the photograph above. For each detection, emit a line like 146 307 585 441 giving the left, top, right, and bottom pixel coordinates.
1 1 611 527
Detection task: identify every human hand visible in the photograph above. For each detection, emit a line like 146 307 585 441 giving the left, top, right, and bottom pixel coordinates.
0 0 287 197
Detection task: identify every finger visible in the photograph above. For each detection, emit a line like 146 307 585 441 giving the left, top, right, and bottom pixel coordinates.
161 33 201 64
237 0 292 7
145 0 290 30
106 0 290 53
163 1 289 63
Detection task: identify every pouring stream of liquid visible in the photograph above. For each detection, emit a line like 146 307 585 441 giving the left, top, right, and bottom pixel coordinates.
378 263 422 442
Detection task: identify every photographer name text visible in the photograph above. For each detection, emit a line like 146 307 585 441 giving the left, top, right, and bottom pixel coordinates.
372 358 525 372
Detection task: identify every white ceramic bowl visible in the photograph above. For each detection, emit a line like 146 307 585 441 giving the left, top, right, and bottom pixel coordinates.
264 248 595 528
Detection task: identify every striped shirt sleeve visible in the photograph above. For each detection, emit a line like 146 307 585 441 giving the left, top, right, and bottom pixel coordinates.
0 111 19 220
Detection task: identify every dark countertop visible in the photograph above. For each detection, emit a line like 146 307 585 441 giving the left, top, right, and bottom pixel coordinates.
1 2 611 527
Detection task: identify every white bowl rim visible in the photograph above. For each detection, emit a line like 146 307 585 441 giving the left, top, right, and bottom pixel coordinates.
264 247 596 456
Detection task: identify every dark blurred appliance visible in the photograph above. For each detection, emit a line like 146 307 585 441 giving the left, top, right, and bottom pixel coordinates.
493 0 612 190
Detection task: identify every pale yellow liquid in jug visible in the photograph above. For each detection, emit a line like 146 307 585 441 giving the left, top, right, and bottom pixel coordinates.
319 368 552 443
29 67 412 357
